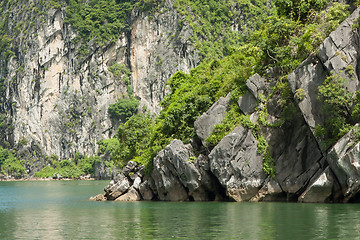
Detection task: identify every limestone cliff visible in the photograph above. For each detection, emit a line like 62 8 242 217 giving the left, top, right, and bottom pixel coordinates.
0 0 198 163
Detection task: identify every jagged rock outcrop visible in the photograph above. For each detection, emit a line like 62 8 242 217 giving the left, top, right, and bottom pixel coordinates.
288 7 360 146
298 167 336 203
150 139 224 201
285 7 360 202
326 127 360 202
209 126 267 201
194 94 230 146
99 161 148 201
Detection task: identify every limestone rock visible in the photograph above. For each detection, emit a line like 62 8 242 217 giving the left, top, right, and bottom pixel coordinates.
246 73 266 99
104 175 130 200
238 91 257 115
298 167 334 203
209 126 267 201
114 187 141 202
194 94 230 146
139 180 154 201
267 113 324 196
2 0 199 163
133 177 142 190
327 127 360 201
89 194 107 201
151 140 195 201
287 7 360 149
151 139 222 201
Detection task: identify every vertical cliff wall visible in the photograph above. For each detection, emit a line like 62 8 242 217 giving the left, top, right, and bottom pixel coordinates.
0 0 198 159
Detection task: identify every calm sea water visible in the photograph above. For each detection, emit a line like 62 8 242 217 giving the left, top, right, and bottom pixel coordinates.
0 180 360 240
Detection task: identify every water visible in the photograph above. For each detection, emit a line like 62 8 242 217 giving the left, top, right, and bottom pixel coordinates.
1 181 360 240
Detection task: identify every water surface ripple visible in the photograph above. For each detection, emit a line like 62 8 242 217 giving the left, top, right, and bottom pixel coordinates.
0 181 359 239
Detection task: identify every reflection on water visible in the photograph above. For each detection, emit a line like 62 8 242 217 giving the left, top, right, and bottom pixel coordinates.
1 181 360 239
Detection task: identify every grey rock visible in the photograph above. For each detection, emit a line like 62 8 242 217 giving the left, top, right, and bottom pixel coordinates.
133 176 142 190
122 161 138 176
327 127 360 201
104 176 130 200
94 160 115 180
114 187 141 202
246 73 266 99
288 7 360 149
250 179 284 202
89 194 107 201
194 93 230 146
238 91 257 114
298 167 334 203
209 126 266 201
139 180 154 201
2 0 200 163
151 148 189 201
151 139 222 201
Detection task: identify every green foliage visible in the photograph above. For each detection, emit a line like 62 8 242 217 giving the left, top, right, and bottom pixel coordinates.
115 114 154 166
65 0 133 47
206 105 243 146
316 73 354 147
174 0 269 60
108 98 139 122
275 0 329 22
65 0 164 57
318 74 352 116
34 154 101 178
256 134 276 177
97 138 120 158
294 88 305 101
0 147 25 177
108 63 131 84
253 2 349 75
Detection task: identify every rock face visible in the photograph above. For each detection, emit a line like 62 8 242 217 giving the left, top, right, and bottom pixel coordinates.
194 94 230 146
151 139 224 201
209 127 266 201
0 0 199 161
288 7 360 146
327 128 360 202
100 161 149 201
298 167 335 203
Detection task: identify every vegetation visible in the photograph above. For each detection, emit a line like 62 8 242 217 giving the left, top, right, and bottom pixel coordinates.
0 0 354 178
96 0 351 176
108 98 139 122
34 154 102 178
0 147 25 178
315 72 359 148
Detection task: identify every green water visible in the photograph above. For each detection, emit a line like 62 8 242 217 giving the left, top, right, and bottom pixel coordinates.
0 181 360 240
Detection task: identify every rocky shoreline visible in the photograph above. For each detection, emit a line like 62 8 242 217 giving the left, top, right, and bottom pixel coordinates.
91 8 360 203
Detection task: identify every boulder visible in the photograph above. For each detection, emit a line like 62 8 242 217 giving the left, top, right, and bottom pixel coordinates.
89 194 107 201
246 73 266 99
238 91 257 114
209 126 267 201
104 175 130 200
151 139 222 201
114 187 141 202
139 180 154 201
327 127 360 201
194 93 230 146
298 167 335 203
250 179 284 202
268 118 324 196
151 148 189 201
133 176 142 190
